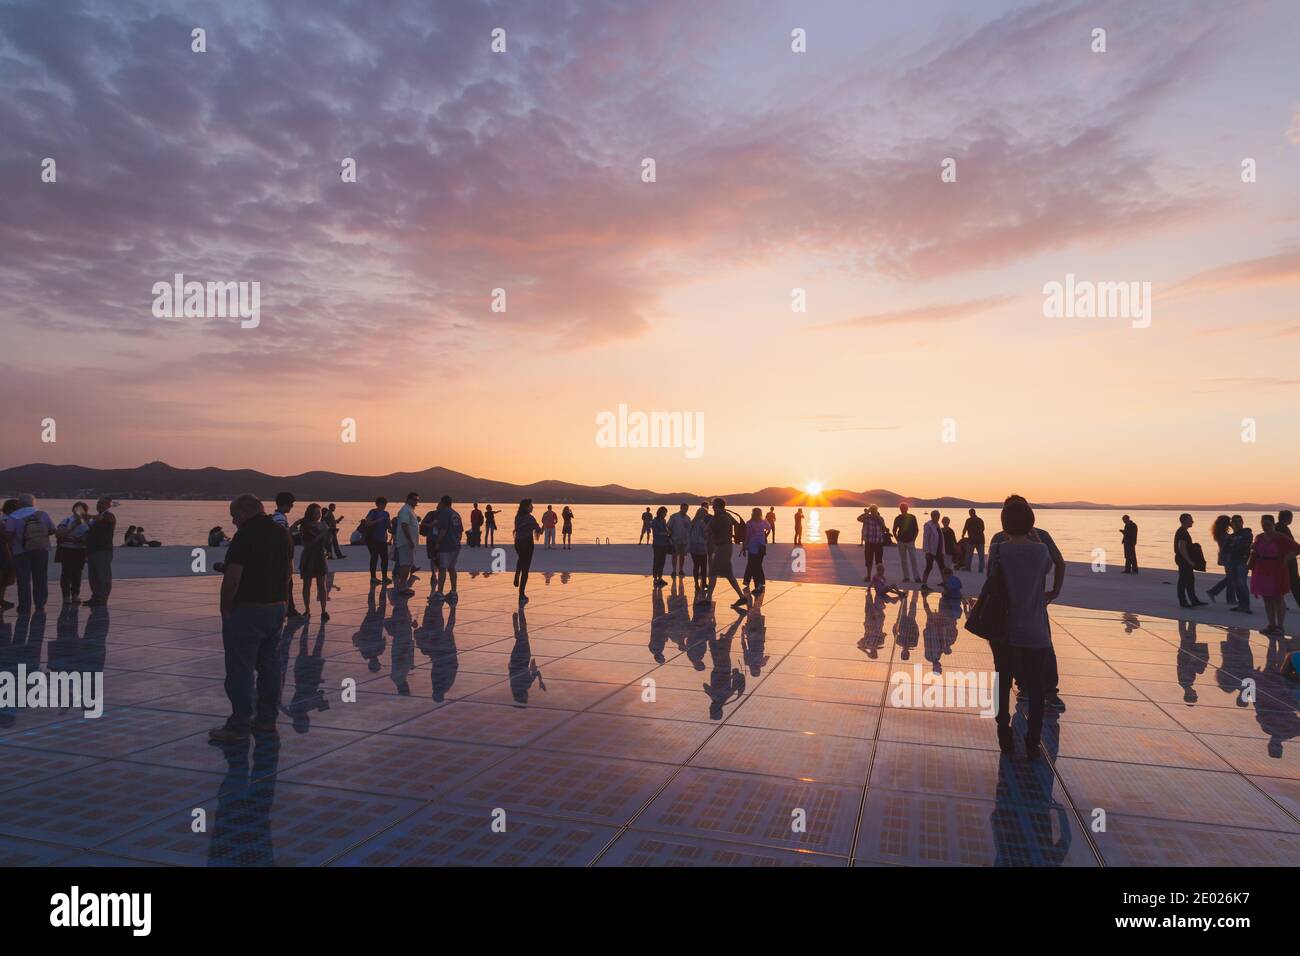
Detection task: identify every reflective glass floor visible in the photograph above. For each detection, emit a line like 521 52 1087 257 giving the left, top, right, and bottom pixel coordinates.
2 571 1298 866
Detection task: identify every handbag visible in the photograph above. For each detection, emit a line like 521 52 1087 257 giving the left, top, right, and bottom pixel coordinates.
964 542 1010 644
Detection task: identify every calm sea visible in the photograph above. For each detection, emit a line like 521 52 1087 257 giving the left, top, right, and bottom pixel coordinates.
27 500 1266 569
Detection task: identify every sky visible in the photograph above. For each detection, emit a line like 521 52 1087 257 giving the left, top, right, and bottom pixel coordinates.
1 0 1298 504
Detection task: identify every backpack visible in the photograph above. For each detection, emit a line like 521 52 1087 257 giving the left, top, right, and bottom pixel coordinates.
22 514 50 551
727 510 746 545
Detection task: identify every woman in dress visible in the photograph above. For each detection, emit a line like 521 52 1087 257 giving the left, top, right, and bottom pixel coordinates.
560 506 574 550
1249 514 1300 636
513 499 543 604
299 503 331 620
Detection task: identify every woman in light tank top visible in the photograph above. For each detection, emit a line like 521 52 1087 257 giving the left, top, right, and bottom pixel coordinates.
988 495 1056 760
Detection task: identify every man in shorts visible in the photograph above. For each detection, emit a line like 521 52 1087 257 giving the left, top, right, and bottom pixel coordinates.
667 502 692 581
392 492 420 597
702 497 748 611
432 495 464 602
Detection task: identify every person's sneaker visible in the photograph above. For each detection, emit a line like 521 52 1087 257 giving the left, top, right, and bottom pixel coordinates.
208 724 249 743
447 591 458 604
320 611 330 622
382 577 392 585
288 610 305 620
519 595 529 605
84 599 105 607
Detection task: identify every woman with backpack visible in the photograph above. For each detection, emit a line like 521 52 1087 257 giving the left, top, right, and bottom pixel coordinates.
702 497 749 611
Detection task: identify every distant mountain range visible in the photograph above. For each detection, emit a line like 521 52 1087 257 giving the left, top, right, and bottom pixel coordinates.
0 461 1294 511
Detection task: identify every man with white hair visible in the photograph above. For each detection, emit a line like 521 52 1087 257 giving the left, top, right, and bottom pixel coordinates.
2 494 56 613
210 493 293 743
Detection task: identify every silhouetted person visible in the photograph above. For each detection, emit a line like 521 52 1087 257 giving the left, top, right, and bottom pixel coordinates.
793 508 804 546
667 503 692 580
988 496 1059 760
1226 514 1252 613
893 503 919 582
1120 514 1138 574
210 493 292 743
271 491 304 619
920 510 949 591
513 499 542 604
1251 514 1300 636
364 496 392 585
702 497 747 611
1174 513 1205 608
650 506 671 587
1278 510 1300 609
962 508 986 573
689 505 710 589
483 504 498 547
507 610 544 704
742 507 768 595
858 505 886 582
639 507 653 545
1207 515 1236 605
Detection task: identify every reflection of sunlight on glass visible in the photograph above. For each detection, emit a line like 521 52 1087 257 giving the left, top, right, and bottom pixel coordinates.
808 509 821 543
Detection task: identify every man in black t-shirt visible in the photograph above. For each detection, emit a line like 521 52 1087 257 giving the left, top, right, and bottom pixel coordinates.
702 497 748 611
961 508 986 573
211 493 293 743
1173 514 1205 609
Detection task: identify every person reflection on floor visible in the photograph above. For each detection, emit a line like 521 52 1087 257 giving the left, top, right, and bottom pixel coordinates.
508 610 544 705
1249 632 1300 760
989 715 1072 866
858 587 890 659
742 601 769 678
665 577 691 653
352 589 387 673
1175 619 1209 704
1216 626 1255 706
208 733 281 867
287 619 329 733
922 590 959 675
386 602 415 696
417 599 459 703
893 589 920 662
682 599 712 674
649 585 671 663
703 613 746 720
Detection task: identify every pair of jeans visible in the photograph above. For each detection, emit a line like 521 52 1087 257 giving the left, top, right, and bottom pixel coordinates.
921 551 949 584
221 604 287 730
13 549 49 611
1226 558 1250 610
367 540 389 578
652 545 670 579
969 540 985 573
1123 543 1138 573
86 550 113 604
514 537 535 594
994 643 1050 742
1207 568 1236 604
59 548 86 599
897 542 918 579
1176 560 1198 606
743 548 766 590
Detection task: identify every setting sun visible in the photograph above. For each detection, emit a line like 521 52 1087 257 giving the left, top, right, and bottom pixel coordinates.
805 482 824 496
